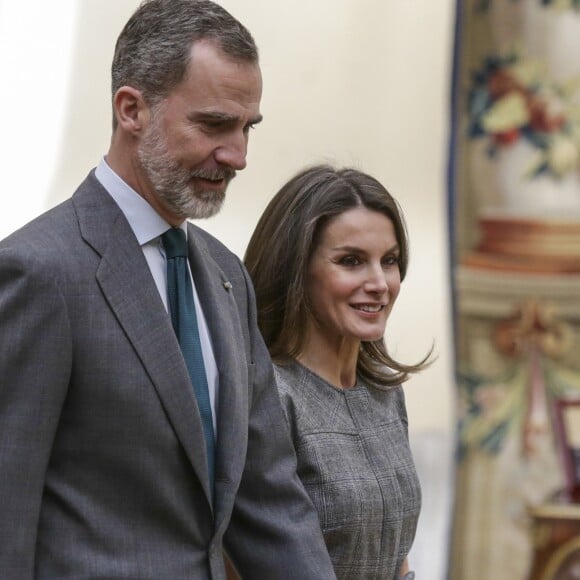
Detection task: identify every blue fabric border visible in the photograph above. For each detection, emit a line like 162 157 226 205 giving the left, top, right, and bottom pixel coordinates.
447 0 464 369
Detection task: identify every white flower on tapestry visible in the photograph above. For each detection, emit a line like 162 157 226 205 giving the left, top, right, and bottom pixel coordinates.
474 383 508 415
468 53 580 178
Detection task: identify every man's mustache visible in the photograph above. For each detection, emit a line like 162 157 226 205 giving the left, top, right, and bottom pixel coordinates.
190 167 236 182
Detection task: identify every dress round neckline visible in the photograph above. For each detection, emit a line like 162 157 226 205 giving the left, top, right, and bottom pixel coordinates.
291 359 365 395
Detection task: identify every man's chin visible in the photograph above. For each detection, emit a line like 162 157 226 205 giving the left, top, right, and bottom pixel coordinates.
183 198 225 220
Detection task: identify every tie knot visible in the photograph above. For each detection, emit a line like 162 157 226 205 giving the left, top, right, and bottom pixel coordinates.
162 228 188 259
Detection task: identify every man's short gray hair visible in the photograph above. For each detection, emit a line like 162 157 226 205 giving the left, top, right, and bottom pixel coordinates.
111 0 258 124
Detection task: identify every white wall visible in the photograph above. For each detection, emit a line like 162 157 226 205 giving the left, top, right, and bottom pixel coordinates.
1 1 456 575
0 0 77 236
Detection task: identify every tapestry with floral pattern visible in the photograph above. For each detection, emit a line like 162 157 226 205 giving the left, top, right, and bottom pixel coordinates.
449 0 580 578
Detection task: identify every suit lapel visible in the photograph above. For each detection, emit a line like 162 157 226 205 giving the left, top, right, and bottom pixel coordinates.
186 224 249 525
73 175 214 507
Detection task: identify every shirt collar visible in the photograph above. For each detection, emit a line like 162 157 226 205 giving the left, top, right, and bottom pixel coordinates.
95 157 187 244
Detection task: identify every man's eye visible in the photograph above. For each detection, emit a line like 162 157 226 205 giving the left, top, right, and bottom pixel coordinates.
203 121 223 130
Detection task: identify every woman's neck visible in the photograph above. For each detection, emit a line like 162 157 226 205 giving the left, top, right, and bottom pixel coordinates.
297 338 359 389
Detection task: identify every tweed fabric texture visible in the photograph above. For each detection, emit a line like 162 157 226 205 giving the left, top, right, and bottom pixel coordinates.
274 361 421 580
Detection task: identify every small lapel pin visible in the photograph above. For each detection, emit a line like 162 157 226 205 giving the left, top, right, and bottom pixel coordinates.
223 281 233 291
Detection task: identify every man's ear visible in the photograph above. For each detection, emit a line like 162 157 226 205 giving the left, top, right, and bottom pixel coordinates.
113 86 150 134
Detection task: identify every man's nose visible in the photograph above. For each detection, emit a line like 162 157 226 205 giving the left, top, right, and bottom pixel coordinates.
214 132 248 170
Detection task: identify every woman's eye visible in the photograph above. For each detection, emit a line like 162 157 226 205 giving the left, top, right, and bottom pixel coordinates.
382 256 399 268
339 255 361 266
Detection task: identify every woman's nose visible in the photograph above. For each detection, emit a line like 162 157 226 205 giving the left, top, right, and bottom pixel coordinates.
364 264 389 294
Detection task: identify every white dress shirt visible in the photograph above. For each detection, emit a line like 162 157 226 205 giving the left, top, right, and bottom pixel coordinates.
95 157 219 435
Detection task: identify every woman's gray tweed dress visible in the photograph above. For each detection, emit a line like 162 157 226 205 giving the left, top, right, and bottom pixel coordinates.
274 361 421 580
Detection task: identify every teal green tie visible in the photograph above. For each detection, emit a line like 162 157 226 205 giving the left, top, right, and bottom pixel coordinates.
162 227 215 490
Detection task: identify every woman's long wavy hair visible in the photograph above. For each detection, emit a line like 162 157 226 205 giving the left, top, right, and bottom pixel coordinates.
244 164 431 386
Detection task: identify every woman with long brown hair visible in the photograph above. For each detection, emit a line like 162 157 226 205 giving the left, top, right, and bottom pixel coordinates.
245 164 430 580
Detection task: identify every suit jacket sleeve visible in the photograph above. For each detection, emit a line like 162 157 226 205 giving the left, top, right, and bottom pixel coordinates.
223 262 336 580
0 248 71 577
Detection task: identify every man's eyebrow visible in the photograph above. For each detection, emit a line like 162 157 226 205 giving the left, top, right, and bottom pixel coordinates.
189 111 263 125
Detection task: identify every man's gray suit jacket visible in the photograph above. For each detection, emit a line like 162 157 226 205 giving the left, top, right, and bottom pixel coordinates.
0 172 335 579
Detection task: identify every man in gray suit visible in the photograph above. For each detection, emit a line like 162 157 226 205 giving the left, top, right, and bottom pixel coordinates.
0 1 336 578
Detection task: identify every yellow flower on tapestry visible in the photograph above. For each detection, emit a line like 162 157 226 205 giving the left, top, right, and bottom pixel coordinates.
468 52 580 178
510 59 548 87
481 92 530 133
546 135 579 175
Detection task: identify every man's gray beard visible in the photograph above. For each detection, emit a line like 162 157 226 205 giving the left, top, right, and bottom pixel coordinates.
137 122 235 220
